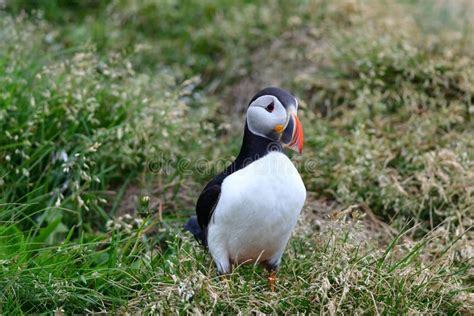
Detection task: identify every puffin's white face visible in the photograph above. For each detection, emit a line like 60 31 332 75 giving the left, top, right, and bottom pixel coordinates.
246 94 304 153
247 95 287 138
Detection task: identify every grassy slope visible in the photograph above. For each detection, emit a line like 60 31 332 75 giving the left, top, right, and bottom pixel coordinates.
1 0 473 313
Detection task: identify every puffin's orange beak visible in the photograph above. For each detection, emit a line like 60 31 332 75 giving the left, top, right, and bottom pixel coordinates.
281 111 304 154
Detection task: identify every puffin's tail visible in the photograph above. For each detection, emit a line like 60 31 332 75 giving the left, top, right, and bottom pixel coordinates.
184 216 206 246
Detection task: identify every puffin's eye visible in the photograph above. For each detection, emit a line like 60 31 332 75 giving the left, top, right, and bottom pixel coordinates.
265 102 274 113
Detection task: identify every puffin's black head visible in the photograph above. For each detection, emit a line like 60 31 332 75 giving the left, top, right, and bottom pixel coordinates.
246 87 304 153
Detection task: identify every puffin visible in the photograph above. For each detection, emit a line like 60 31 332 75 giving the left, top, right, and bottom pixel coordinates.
185 87 306 290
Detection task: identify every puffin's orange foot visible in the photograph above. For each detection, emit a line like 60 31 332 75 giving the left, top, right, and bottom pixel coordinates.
268 271 277 292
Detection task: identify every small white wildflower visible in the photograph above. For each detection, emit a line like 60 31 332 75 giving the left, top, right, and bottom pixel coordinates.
106 219 114 229
88 142 101 152
5 155 10 162
72 181 80 190
60 150 68 162
22 168 29 177
124 223 133 231
77 196 84 207
42 89 51 98
54 306 65 314
80 170 91 182
134 218 144 226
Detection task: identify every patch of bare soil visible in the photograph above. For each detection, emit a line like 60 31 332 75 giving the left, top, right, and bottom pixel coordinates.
111 178 198 220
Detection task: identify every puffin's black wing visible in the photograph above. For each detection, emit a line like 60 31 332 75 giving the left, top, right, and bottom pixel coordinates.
184 184 221 245
196 184 221 229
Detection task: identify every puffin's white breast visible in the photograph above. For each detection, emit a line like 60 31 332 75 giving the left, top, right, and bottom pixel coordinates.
207 152 306 266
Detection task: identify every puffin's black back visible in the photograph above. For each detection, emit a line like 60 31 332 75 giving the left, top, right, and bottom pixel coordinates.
184 87 294 245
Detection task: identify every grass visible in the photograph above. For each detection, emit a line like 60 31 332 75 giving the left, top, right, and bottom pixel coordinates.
2 214 471 314
1 0 473 313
